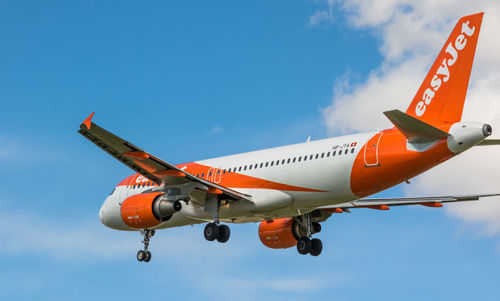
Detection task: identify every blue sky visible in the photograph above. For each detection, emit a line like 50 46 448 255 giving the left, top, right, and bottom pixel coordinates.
1 1 499 300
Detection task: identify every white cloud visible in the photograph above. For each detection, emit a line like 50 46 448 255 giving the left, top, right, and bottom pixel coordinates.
321 1 500 240
208 125 223 135
308 0 335 27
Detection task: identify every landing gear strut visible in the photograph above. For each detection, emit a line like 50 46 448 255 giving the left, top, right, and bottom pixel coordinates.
295 214 323 256
137 229 154 263
203 197 231 243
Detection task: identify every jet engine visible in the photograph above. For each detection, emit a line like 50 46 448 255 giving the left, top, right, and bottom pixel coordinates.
259 217 323 249
120 192 182 229
258 218 299 249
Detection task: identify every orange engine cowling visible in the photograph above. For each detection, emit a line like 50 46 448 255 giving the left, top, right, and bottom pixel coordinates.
120 192 182 229
258 218 298 249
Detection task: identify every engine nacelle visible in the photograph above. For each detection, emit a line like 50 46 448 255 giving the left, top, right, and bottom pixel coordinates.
120 192 182 229
258 218 299 249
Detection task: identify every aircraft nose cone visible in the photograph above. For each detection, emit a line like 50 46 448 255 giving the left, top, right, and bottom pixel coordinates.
99 204 106 226
482 124 492 137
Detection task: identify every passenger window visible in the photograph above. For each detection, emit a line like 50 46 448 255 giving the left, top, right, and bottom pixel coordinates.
282 159 285 164
287 158 291 164
345 149 348 154
332 151 336 156
338 150 342 156
209 171 213 177
321 153 324 158
293 158 296 163
315 154 319 159
196 173 199 177
223 170 226 174
265 162 269 167
238 167 242 171
255 164 258 169
351 148 355 153
244 166 247 171
217 170 220 175
327 152 330 157
271 161 274 166
202 172 205 177
304 155 307 161
133 185 136 189
276 160 279 165
249 165 252 170
298 156 302 162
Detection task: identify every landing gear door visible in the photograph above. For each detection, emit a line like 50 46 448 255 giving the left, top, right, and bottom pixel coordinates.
364 132 383 167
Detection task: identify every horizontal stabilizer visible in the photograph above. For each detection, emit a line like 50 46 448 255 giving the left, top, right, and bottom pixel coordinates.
384 110 449 143
477 139 500 146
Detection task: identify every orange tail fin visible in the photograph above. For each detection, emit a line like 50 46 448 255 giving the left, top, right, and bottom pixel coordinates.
405 13 483 126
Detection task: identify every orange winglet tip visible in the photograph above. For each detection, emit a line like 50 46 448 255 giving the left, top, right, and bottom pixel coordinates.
82 112 95 130
123 151 150 160
363 205 390 210
420 202 443 208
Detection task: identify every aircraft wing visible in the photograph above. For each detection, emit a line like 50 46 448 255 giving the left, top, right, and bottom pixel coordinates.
320 193 500 212
78 113 252 201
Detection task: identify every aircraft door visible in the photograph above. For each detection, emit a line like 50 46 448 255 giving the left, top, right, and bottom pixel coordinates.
364 132 383 167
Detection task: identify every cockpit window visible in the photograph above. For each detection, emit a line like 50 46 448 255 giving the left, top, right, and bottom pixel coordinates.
110 188 115 195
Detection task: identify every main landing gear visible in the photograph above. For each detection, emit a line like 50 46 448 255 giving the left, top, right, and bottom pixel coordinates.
203 197 231 243
137 229 154 263
295 214 323 256
204 222 231 243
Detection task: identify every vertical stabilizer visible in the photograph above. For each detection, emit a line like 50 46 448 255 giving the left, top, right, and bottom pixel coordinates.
405 13 483 125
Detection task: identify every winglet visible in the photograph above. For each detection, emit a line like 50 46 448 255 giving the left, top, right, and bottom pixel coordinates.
82 112 95 130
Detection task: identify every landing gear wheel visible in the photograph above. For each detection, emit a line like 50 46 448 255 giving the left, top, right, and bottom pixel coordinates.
297 237 312 255
137 250 146 262
216 224 231 243
313 222 321 233
310 238 323 256
144 251 152 262
204 222 219 241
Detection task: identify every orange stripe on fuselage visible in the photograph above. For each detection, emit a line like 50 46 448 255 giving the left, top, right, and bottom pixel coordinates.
181 162 326 192
115 163 326 192
350 127 454 197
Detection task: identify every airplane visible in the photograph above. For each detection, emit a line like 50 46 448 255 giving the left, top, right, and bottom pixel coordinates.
80 12 500 262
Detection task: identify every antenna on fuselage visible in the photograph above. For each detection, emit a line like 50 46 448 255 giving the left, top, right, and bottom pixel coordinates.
306 136 311 142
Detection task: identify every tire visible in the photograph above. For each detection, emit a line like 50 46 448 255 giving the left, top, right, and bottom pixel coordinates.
216 224 231 243
313 222 322 233
137 250 146 262
310 238 323 256
144 251 152 262
296 237 312 255
204 223 219 241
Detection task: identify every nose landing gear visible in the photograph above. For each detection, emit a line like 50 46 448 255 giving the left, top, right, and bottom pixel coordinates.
137 229 154 263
